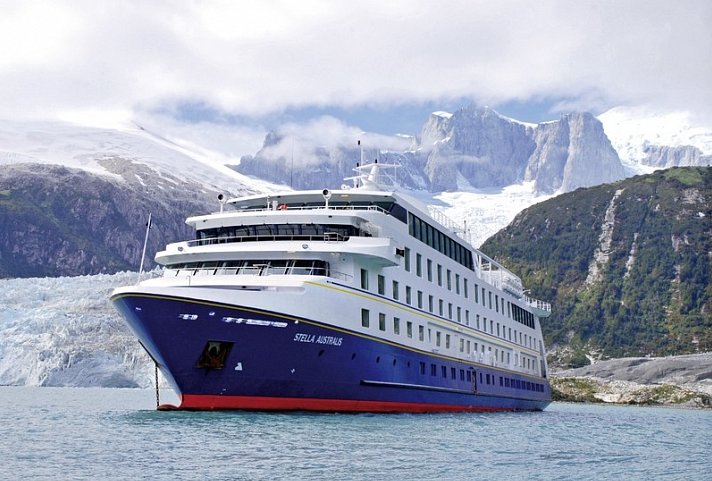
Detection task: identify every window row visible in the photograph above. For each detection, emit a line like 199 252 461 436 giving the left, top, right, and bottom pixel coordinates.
165 259 329 277
409 253 536 333
360 268 537 350
195 224 366 245
407 213 474 270
360 309 538 372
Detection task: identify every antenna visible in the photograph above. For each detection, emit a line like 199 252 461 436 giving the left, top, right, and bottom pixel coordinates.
290 136 294 189
137 212 152 284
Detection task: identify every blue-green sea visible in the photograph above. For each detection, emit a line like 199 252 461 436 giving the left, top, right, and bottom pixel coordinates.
1 387 709 480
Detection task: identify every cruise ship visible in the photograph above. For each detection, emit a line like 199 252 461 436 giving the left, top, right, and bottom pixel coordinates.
111 160 552 412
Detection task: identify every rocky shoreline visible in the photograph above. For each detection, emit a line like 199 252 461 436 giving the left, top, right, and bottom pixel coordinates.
549 353 712 408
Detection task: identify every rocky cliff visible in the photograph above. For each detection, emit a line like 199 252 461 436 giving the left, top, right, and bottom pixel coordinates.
0 162 226 277
236 106 629 194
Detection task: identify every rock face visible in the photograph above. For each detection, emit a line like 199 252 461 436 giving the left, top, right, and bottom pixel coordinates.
527 113 626 193
236 106 628 194
422 106 536 190
0 162 225 277
642 144 712 168
550 353 712 408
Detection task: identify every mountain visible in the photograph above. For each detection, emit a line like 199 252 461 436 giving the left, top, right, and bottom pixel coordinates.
480 167 711 365
599 106 712 172
0 119 270 277
236 106 629 195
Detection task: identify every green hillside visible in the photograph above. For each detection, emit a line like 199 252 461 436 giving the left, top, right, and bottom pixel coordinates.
481 167 711 364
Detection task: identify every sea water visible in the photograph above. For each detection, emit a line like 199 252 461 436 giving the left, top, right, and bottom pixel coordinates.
0 387 709 481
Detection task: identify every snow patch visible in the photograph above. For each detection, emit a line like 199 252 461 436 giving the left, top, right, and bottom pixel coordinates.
586 188 624 286
599 106 712 171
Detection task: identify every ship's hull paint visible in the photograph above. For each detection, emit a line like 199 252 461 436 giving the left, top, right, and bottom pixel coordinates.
112 292 551 412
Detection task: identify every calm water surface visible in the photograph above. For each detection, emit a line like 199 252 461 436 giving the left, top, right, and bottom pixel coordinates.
0 387 710 480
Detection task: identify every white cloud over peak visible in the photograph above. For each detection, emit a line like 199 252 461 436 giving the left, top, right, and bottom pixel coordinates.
0 0 710 128
256 116 413 166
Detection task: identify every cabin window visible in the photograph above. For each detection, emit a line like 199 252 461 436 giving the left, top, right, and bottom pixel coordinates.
393 317 400 335
361 309 370 328
446 269 452 290
405 286 412 305
404 247 411 272
417 291 423 309
392 280 399 300
418 325 425 342
360 269 369 290
407 321 413 338
379 313 386 331
437 264 442 287
377 275 385 295
427 259 433 282
428 295 434 313
416 253 422 277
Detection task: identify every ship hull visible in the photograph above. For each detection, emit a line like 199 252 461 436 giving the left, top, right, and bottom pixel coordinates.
112 292 551 412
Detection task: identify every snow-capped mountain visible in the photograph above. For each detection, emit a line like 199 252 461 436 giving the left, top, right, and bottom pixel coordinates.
238 105 630 195
598 106 712 173
0 118 275 194
0 119 287 278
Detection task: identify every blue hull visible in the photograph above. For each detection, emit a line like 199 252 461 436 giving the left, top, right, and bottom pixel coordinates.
112 292 551 412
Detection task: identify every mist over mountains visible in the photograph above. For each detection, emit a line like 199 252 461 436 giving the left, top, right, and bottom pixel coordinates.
236 105 711 194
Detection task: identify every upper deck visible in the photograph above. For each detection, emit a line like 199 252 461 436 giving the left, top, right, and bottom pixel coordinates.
167 161 551 315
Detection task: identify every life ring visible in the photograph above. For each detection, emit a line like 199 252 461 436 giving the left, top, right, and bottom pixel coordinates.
277 204 288 210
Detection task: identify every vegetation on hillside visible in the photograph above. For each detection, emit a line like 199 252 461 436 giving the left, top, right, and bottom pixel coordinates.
482 167 711 362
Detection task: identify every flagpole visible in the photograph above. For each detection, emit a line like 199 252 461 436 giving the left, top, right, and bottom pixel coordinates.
137 212 152 284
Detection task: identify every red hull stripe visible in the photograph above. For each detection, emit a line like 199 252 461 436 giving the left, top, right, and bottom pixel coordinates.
179 394 517 413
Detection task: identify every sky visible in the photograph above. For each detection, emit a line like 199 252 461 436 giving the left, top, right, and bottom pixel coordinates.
1 0 710 159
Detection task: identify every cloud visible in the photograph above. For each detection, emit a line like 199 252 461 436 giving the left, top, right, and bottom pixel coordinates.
257 116 413 166
0 0 710 126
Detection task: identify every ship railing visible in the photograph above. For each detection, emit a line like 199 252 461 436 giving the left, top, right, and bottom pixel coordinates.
228 204 389 215
166 265 352 282
427 206 472 245
187 232 349 247
524 296 551 313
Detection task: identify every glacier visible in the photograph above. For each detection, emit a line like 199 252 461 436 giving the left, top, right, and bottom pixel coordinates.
0 272 156 388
